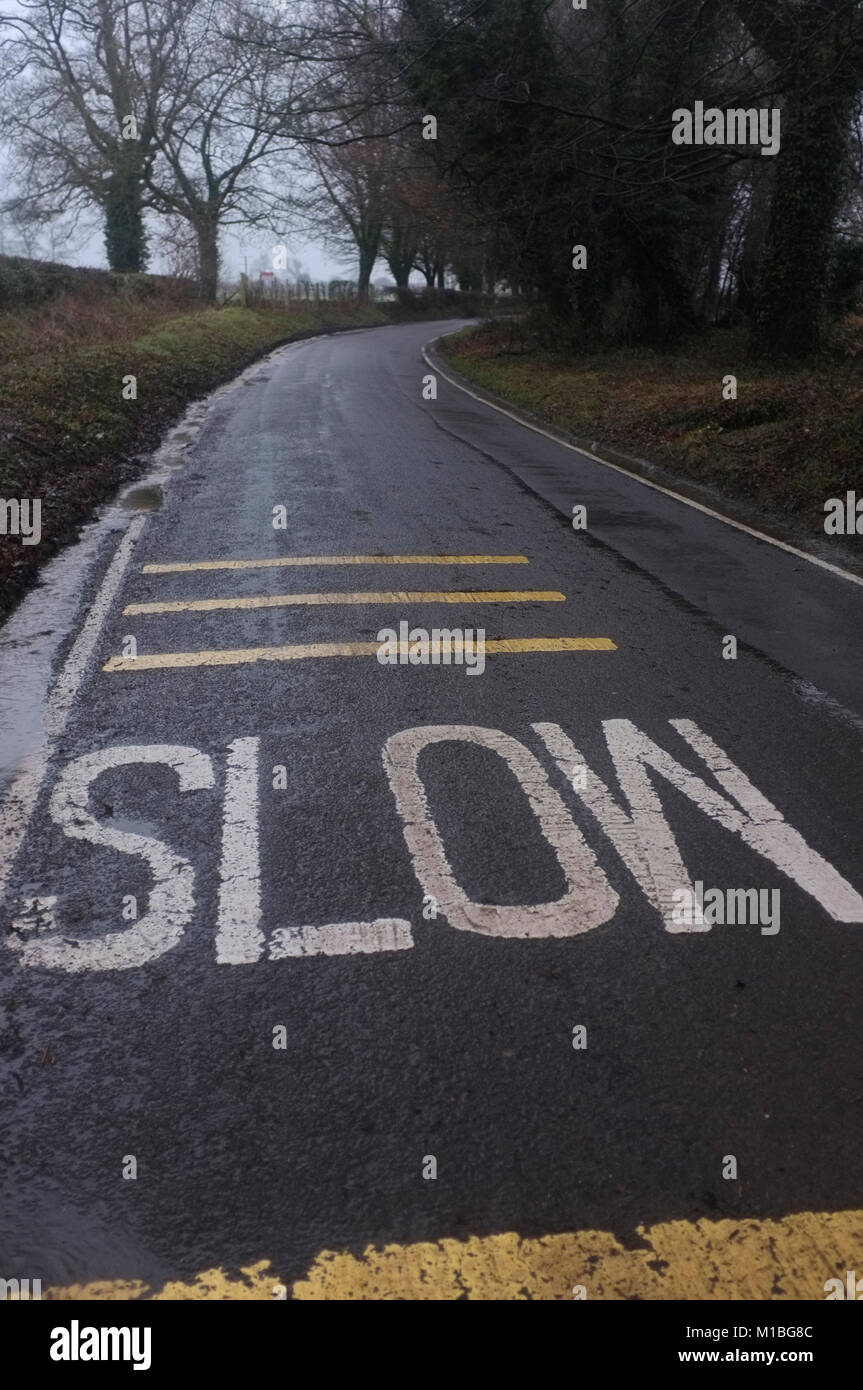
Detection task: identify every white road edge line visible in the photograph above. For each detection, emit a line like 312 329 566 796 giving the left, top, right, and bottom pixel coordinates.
0 514 147 907
423 333 863 590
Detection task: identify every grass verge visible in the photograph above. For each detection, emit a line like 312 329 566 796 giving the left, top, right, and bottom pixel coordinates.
0 298 398 620
438 319 863 547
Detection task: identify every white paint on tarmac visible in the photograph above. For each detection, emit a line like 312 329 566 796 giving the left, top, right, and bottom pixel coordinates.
425 336 863 589
670 719 863 921
9 715 860 974
532 721 705 932
269 919 414 958
0 345 283 914
382 724 618 938
0 515 147 909
6 744 215 971
217 737 265 964
534 718 863 926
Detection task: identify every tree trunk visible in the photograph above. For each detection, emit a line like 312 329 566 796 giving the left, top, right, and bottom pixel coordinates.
103 156 147 272
736 173 772 317
357 241 379 303
385 253 414 289
699 223 726 323
750 86 857 357
729 0 863 355
195 218 220 302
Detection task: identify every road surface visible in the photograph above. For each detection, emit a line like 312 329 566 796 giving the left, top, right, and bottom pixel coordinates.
1 318 862 1300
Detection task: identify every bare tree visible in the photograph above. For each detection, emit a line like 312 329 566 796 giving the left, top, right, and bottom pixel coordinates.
141 1 296 300
154 211 199 279
0 0 298 295
305 133 387 300
0 0 195 271
270 1 419 299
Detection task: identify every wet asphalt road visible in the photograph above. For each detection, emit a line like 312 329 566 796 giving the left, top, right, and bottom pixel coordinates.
1 318 862 1298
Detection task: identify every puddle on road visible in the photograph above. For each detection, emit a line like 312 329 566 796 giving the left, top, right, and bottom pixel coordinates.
106 815 164 838
0 1168 168 1287
115 484 163 512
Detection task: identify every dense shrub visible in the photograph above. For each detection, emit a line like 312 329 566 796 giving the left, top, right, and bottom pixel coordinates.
0 255 199 310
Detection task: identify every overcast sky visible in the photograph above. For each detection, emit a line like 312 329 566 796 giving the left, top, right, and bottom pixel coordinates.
0 0 401 286
0 206 374 285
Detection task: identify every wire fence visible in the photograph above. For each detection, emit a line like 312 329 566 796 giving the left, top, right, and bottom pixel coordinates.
234 276 395 307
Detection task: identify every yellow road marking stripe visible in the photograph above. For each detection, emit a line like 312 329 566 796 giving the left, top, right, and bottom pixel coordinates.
42 1206 863 1299
123 589 565 616
485 638 614 654
142 554 530 574
103 636 617 673
293 1209 863 1301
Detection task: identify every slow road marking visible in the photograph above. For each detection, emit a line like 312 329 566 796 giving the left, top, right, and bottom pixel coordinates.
9 717 860 973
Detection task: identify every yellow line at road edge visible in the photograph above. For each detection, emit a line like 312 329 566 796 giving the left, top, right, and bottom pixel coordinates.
42 1207 863 1299
103 636 617 672
124 589 565 615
